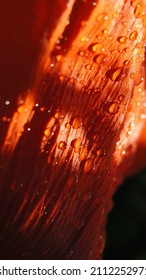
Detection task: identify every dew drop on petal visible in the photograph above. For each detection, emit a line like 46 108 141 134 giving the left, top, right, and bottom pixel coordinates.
59 74 66 82
85 64 93 70
118 94 125 101
78 50 86 57
96 13 107 22
81 35 88 42
58 141 66 150
123 60 130 66
71 138 81 153
17 105 29 113
89 43 103 53
65 122 71 129
108 102 120 114
71 116 82 129
130 72 135 79
130 0 137 8
93 54 106 64
47 117 56 128
106 67 124 81
134 3 143 18
56 54 63 62
117 36 127 44
129 30 138 41
102 29 108 34
69 77 75 84
44 128 51 137
54 111 64 119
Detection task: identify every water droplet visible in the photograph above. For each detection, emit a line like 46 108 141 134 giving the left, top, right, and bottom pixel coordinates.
81 35 89 42
71 116 82 129
88 43 102 52
117 36 127 44
123 47 130 53
94 54 106 64
102 29 108 34
69 77 75 84
59 74 66 82
96 13 107 22
106 67 124 81
134 3 143 18
135 42 144 49
47 117 56 128
130 0 137 8
108 102 120 114
85 64 93 70
83 158 93 174
17 105 29 113
44 128 51 137
58 141 66 150
130 72 135 79
129 30 138 41
79 146 88 161
123 60 130 66
78 50 86 57
56 54 63 62
65 122 71 129
71 138 81 153
122 21 127 27
54 111 64 119
118 94 125 101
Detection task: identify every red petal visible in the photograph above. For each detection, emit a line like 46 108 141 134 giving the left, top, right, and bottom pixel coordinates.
0 0 146 259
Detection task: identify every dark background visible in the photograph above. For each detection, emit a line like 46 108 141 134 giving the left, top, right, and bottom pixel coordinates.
104 168 146 260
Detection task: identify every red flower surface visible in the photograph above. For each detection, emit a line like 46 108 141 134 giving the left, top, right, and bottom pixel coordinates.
0 0 146 259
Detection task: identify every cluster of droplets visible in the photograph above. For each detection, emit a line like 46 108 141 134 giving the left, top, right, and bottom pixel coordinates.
42 0 145 178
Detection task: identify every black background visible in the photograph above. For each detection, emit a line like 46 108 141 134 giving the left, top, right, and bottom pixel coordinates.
104 168 146 260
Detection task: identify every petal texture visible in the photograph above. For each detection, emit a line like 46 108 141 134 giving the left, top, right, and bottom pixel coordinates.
0 0 146 259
